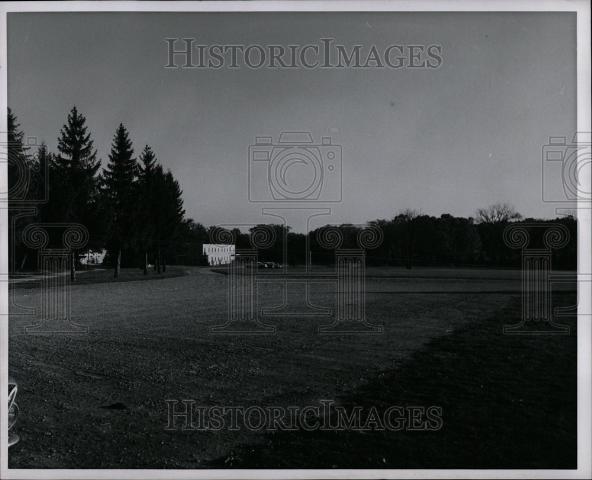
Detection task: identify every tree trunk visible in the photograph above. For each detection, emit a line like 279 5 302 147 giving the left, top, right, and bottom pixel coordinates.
162 255 166 273
70 251 76 282
157 248 161 274
143 252 148 275
114 249 121 278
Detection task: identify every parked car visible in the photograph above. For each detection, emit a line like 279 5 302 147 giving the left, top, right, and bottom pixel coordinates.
257 261 283 269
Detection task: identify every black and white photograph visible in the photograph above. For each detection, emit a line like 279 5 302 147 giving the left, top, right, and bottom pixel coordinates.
1 1 591 479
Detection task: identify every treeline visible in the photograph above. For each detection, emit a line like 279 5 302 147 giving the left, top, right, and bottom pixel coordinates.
170 206 576 270
9 107 184 277
9 107 576 274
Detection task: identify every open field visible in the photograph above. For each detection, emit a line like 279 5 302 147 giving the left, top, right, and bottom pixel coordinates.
10 266 187 288
214 296 577 468
8 267 577 468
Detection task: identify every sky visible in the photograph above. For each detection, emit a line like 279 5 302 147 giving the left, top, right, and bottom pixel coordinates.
8 12 576 232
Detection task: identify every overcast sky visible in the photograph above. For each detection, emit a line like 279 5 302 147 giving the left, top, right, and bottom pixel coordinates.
8 12 576 232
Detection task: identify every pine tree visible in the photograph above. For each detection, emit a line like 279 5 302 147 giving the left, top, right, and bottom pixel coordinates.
136 145 157 274
34 142 51 209
151 166 184 273
139 145 156 175
152 165 166 273
7 108 33 272
52 106 101 281
30 142 52 233
7 108 31 203
102 123 137 278
160 170 185 272
54 106 101 215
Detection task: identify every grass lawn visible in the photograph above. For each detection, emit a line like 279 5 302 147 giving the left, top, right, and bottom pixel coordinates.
8 267 577 468
212 293 576 468
11 266 188 289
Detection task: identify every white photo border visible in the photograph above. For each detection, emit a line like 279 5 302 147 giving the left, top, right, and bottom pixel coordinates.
0 1 590 479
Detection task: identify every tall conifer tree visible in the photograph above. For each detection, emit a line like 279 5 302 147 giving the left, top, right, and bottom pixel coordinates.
102 123 137 278
136 145 157 274
52 106 101 280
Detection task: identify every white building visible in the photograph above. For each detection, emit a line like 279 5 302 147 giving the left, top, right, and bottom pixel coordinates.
202 244 235 266
80 249 107 265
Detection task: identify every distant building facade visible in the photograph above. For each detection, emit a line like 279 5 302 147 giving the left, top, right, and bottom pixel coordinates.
202 244 235 266
80 249 107 265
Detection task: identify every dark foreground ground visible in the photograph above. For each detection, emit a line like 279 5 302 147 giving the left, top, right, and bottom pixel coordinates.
211 294 577 468
8 267 577 468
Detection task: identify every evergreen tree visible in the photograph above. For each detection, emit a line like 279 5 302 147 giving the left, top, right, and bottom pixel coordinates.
102 123 137 278
52 106 101 280
34 142 51 212
136 145 157 274
15 142 54 272
7 108 31 203
7 108 33 272
161 170 185 272
152 166 184 273
138 145 156 175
